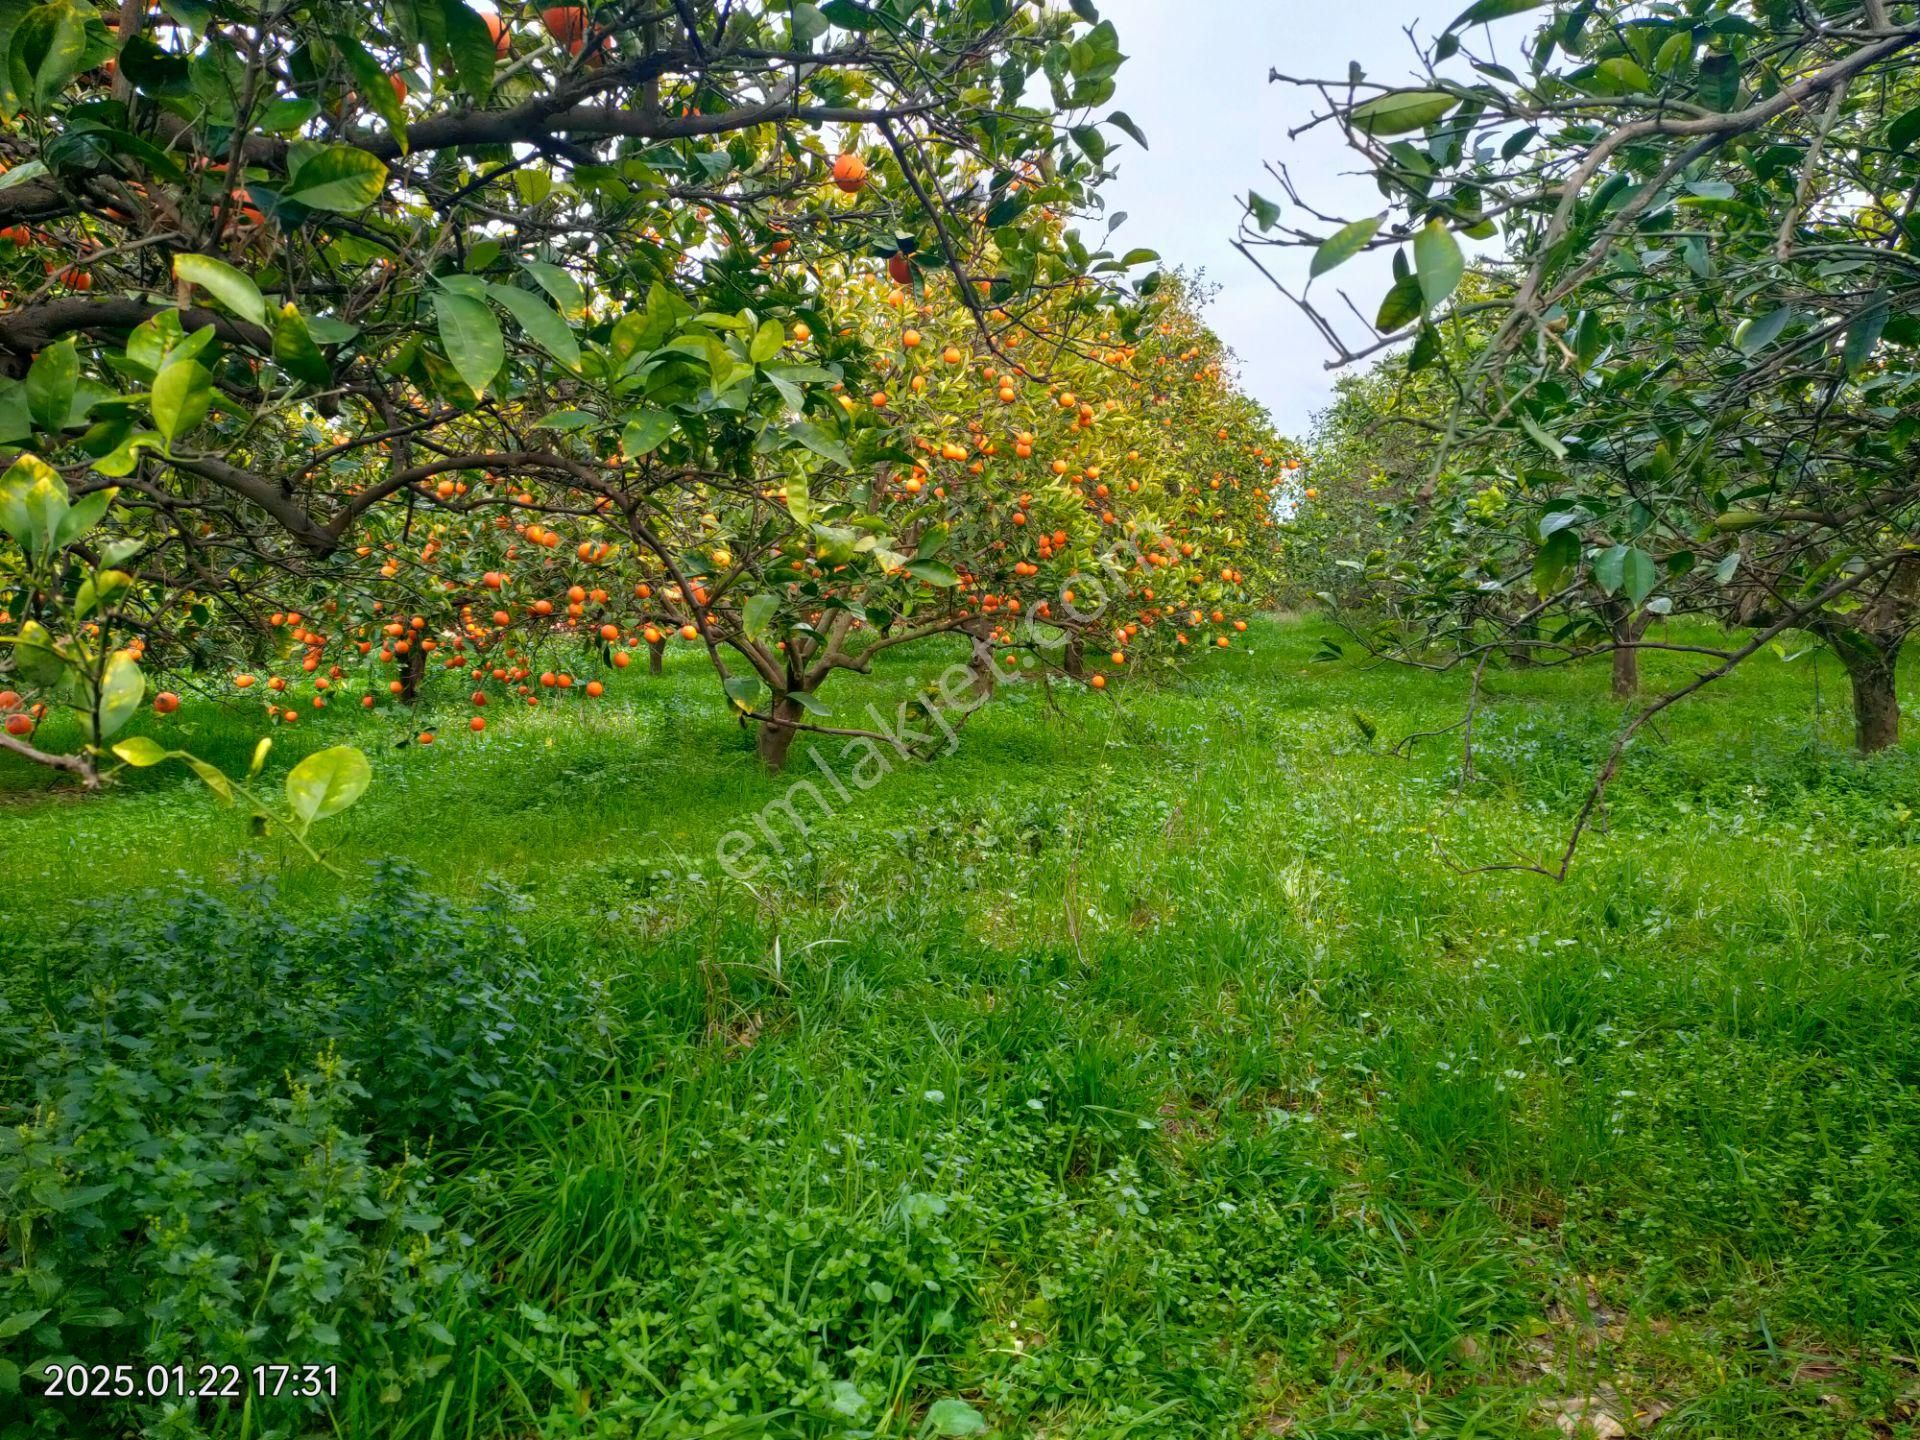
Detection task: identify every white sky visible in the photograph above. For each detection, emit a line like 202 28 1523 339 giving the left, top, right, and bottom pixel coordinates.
1092 0 1527 438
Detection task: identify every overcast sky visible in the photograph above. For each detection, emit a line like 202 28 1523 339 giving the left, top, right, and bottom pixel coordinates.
1092 1 1523 438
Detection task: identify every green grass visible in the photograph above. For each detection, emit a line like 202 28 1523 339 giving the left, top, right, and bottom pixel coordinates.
3 617 1919 1439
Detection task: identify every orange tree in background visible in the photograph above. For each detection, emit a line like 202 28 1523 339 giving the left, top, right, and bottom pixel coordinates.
212 264 1292 770
459 269 1294 769
1 0 1199 779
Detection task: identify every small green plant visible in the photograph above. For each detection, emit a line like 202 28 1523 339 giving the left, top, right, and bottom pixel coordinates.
111 735 372 872
1 453 143 786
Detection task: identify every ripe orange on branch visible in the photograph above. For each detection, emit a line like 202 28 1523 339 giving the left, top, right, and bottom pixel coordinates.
832 153 869 193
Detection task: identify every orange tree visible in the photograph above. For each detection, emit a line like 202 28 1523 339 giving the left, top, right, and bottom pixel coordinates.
246 265 1293 771
0 0 1162 776
534 268 1295 768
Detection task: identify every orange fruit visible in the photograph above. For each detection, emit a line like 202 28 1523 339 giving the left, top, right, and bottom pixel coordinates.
482 10 511 55
831 152 868 193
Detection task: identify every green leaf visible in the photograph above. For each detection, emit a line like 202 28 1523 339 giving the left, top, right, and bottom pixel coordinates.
1375 273 1424 333
533 409 598 431
1350 89 1458 136
1592 544 1627 596
904 558 958 587
723 674 764 710
1517 412 1566 461
25 339 77 433
273 304 332 386
1449 0 1544 28
1734 307 1791 356
1590 57 1651 95
53 486 114 549
1843 293 1889 376
783 472 813 525
173 253 267 326
1890 103 1920 155
1311 215 1382 279
489 284 580 369
434 292 505 396
0 160 48 191
284 145 389 213
1621 546 1658 607
925 1399 988 1437
523 260 585 319
0 452 67 555
442 0 497 100
9 1 92 112
74 567 130 619
336 33 408 150
819 0 883 29
791 3 829 44
1070 125 1108 165
112 735 171 767
1414 220 1464 311
0 1309 48 1340
284 745 372 827
1246 192 1281 232
1533 527 1579 598
1119 248 1159 267
742 593 778 641
151 359 212 445
13 618 65 684
620 408 673 457
750 317 786 364
791 422 850 468
1106 110 1147 149
1697 52 1739 112
89 648 144 740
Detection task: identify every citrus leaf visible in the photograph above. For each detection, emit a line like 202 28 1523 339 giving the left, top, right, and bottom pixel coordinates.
90 648 144 740
1311 215 1382 279
1414 220 1464 311
285 744 372 826
1449 0 1545 28
620 408 673 457
111 735 171 766
742 593 779 641
904 558 958 586
151 359 212 445
1350 89 1457 136
434 291 504 396
284 145 389 212
1375 272 1424 333
173 253 267 326
488 284 579 369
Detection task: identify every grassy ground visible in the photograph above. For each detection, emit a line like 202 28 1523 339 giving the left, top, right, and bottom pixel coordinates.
3 617 1918 1439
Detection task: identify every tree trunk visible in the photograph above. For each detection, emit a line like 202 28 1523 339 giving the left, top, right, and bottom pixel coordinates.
1606 602 1653 699
967 633 997 699
1502 617 1536 669
1063 636 1086 679
648 636 665 675
756 693 805 771
397 642 427 703
1827 632 1902 754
